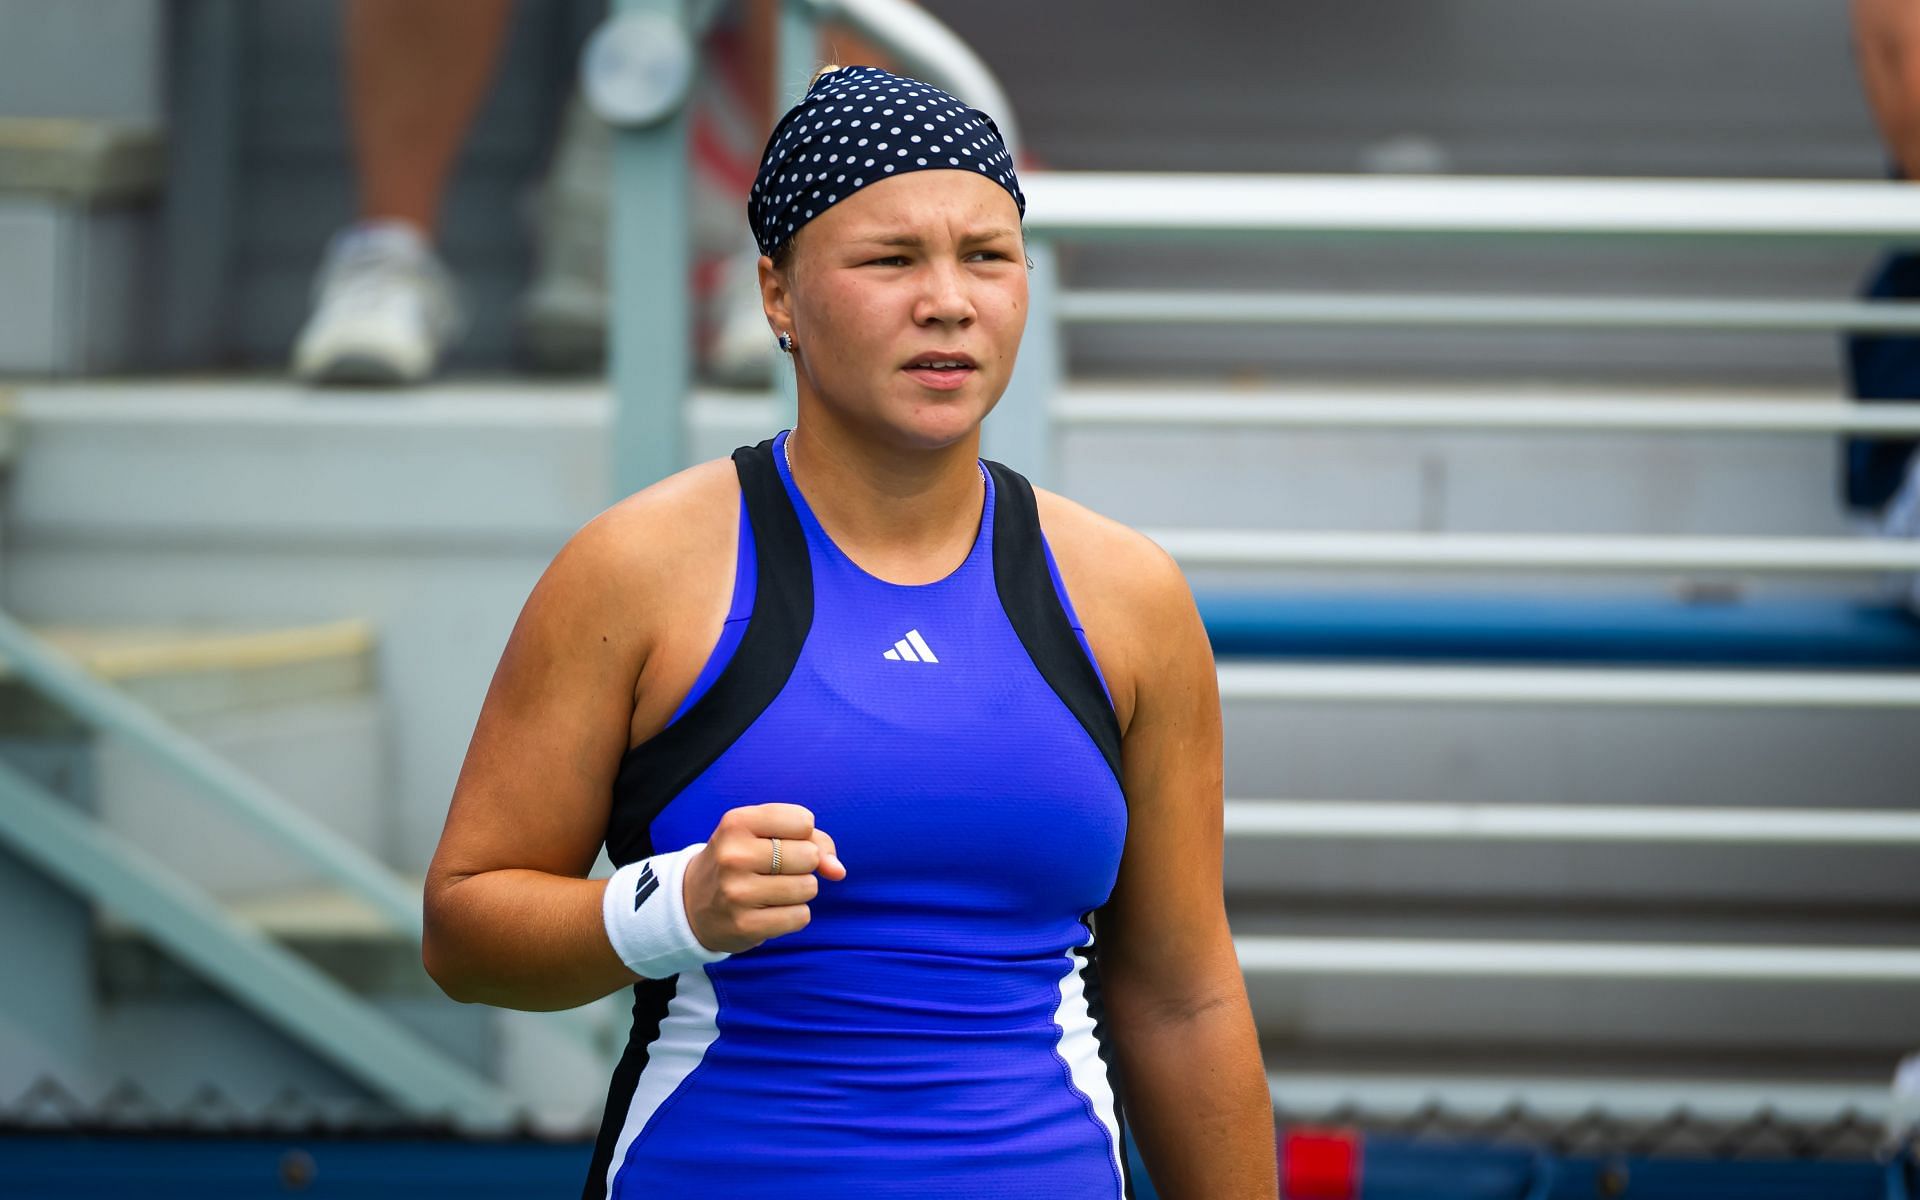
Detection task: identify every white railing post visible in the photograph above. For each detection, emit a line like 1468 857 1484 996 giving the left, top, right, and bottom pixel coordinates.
593 0 697 498
984 239 1060 484
766 0 819 437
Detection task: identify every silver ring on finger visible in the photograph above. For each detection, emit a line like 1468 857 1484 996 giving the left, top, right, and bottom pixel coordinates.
770 837 782 875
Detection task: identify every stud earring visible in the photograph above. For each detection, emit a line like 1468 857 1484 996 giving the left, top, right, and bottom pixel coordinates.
777 331 794 353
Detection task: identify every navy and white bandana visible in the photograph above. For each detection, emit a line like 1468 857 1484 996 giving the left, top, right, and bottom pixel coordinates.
748 65 1025 260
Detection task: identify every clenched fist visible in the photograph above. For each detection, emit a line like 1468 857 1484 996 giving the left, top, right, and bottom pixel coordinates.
683 803 847 953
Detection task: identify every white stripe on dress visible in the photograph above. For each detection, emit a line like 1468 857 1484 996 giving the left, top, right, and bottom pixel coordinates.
1052 925 1126 1195
605 966 722 1195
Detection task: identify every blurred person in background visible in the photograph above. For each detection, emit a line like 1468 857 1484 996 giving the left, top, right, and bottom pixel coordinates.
423 64 1277 1200
289 0 509 386
1846 0 1920 613
291 0 904 389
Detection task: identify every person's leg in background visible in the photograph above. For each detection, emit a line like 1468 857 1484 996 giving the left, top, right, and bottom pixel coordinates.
519 0 768 381
293 0 517 386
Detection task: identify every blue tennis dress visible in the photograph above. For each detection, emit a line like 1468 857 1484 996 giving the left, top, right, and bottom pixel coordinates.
585 430 1135 1198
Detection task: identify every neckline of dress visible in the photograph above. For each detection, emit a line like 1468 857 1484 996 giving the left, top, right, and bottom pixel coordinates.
772 428 992 591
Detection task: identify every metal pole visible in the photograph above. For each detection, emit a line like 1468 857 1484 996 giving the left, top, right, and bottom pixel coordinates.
984 239 1060 484
805 0 1023 157
767 0 817 438
600 0 695 498
776 0 817 104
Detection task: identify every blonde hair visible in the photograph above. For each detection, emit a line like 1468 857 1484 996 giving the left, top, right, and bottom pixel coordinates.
809 63 843 88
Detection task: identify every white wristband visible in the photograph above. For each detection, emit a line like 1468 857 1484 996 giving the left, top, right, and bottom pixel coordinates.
602 842 731 979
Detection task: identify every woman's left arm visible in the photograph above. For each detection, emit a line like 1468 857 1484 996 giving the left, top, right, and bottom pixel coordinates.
1097 538 1278 1200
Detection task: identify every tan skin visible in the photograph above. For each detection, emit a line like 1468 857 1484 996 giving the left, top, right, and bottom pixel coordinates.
1855 0 1920 178
424 159 1276 1198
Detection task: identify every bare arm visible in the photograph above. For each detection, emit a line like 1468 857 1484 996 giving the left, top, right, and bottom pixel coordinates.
1096 537 1278 1200
422 465 846 1012
421 500 663 1011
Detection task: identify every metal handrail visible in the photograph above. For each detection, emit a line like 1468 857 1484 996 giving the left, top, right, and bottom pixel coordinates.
1224 800 1920 844
0 757 514 1126
1235 936 1920 982
1217 663 1920 707
0 611 621 1113
0 611 420 934
801 0 1022 156
1059 390 1920 434
1058 291 1920 333
1152 530 1920 572
1020 172 1920 241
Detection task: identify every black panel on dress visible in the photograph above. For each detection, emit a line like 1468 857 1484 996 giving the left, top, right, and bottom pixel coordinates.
605 438 814 866
581 976 680 1199
982 458 1124 785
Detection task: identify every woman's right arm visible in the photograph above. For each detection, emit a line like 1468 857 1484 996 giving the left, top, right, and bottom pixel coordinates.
421 497 666 1012
421 470 846 1012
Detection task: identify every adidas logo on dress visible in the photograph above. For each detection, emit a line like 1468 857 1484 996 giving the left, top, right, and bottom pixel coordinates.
882 629 940 663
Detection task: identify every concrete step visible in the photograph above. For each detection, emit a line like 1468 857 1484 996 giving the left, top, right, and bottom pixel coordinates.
92 880 627 1133
9 375 1873 542
1247 943 1913 1101
0 620 396 898
1230 900 1920 1058
97 880 427 1001
1259 1065 1897 1127
10 375 1911 874
0 119 166 376
2 620 374 727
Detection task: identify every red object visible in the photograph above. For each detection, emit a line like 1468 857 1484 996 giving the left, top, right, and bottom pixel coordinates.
1280 1127 1362 1200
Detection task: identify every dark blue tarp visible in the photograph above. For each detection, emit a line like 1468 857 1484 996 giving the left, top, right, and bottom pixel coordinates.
1198 591 1920 667
1 1130 1909 1199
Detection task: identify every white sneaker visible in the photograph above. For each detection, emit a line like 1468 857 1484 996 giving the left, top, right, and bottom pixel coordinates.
291 220 464 386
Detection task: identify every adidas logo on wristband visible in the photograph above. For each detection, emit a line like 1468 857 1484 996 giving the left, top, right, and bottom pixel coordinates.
602 843 732 980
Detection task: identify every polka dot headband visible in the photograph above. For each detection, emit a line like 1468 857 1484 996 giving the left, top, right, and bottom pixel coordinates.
748 64 1025 260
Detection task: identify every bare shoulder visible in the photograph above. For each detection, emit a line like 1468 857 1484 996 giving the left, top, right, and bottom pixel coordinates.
493 453 740 731
1032 485 1190 615
543 458 738 642
572 457 737 586
1031 486 1200 732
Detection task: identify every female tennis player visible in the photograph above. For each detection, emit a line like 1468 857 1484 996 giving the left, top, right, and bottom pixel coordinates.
423 65 1278 1199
